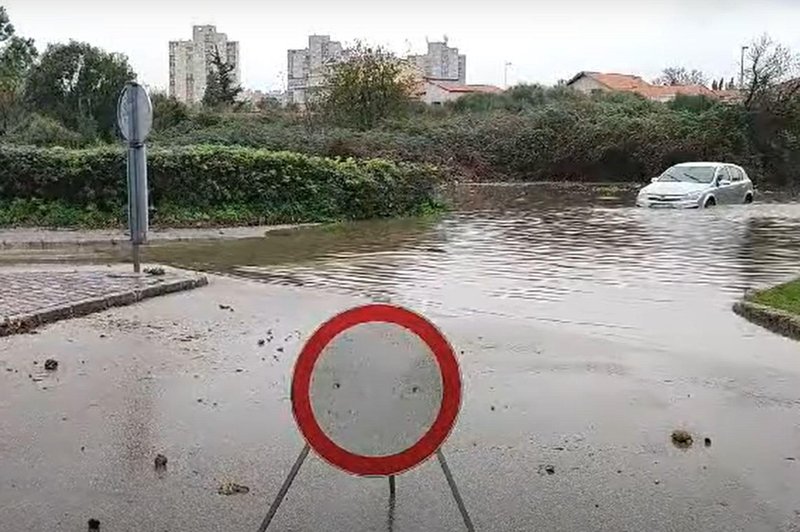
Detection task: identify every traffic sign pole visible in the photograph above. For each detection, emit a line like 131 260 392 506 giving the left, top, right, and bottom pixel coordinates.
117 82 152 273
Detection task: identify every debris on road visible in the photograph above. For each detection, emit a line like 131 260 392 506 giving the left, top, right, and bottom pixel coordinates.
704 437 712 447
545 465 555 475
218 304 234 311
154 454 168 470
218 482 250 495
671 429 693 449
257 339 265 346
87 518 100 530
144 266 166 276
44 359 58 371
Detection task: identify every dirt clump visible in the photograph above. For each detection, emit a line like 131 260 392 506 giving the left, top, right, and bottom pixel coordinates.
154 454 168 470
218 482 250 495
671 429 693 449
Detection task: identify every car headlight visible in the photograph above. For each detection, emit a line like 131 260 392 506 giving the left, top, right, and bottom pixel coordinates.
685 191 702 200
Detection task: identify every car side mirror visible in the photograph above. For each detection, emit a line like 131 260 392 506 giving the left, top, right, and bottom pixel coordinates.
718 179 731 187
651 177 659 183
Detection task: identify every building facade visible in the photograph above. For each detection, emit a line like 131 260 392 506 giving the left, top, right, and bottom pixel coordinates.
169 25 240 104
408 40 466 84
287 35 343 105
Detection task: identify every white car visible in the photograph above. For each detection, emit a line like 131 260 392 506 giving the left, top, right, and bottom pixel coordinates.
635 162 754 209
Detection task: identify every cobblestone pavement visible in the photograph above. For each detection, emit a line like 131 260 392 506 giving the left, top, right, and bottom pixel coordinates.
0 269 207 335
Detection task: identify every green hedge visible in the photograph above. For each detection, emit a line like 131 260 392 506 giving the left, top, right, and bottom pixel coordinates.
0 145 441 227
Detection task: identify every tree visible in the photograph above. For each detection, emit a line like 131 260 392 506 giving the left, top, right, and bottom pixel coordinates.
711 79 718 90
727 77 735 90
0 6 13 42
202 46 242 108
653 66 708 86
0 7 36 135
320 42 415 130
24 41 135 139
150 90 189 131
743 34 799 109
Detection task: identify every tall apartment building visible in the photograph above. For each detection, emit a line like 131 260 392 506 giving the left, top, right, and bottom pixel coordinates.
287 35 343 105
169 25 240 104
408 40 466 84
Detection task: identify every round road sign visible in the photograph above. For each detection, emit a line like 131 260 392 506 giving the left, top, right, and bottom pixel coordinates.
291 304 461 476
117 82 153 143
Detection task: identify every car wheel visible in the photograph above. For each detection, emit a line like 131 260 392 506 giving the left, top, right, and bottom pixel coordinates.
704 196 716 208
744 193 753 204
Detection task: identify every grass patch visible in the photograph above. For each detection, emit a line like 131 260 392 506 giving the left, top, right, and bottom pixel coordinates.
750 279 800 315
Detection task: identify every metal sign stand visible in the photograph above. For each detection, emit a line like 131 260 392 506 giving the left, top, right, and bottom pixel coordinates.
257 446 474 532
117 82 153 273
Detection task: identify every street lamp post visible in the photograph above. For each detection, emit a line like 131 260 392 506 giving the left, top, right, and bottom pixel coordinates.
739 45 749 89
504 62 512 89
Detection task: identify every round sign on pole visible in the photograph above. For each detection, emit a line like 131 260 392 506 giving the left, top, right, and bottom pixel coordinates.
117 82 153 143
291 304 462 477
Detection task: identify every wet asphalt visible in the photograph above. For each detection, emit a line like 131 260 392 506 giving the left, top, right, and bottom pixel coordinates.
2 274 800 532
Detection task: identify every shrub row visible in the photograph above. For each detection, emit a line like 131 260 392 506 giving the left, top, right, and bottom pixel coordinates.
146 90 799 185
0 145 441 227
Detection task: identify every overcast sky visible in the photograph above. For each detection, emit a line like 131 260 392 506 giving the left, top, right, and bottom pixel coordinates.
4 0 800 91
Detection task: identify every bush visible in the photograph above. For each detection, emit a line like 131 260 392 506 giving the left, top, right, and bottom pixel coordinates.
4 113 85 147
143 88 779 184
0 145 441 227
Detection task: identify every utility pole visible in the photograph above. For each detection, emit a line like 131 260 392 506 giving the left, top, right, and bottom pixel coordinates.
739 45 749 89
504 62 512 89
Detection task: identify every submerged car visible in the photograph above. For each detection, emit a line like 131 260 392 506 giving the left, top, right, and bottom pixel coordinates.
636 162 754 209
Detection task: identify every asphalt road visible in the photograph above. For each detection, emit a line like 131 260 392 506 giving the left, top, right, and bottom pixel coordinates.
1 275 799 531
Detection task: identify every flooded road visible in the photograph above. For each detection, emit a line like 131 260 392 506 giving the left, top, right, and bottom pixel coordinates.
3 184 800 531
148 184 800 348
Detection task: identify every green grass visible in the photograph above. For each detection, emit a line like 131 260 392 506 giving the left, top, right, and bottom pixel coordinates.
751 279 800 315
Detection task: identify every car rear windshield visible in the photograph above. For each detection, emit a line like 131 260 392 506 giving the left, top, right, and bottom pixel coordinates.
658 166 716 184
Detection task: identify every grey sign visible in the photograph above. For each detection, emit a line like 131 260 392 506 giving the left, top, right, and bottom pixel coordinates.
117 82 153 143
309 322 443 457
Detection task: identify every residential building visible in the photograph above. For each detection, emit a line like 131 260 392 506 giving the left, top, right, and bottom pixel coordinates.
287 35 343 105
169 25 240 104
408 40 466 84
420 80 502 105
566 71 717 102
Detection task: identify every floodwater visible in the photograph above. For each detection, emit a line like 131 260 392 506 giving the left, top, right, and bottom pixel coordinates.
4 184 800 531
148 184 800 347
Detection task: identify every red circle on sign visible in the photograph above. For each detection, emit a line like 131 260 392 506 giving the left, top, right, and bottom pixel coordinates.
291 304 462 476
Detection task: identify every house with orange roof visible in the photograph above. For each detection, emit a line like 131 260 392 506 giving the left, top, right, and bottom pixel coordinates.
566 71 721 102
420 79 503 105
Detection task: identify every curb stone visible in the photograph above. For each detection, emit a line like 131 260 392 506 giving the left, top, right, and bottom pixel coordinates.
0 275 208 337
732 300 800 341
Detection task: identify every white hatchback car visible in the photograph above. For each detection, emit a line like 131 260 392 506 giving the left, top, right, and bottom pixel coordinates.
635 162 754 209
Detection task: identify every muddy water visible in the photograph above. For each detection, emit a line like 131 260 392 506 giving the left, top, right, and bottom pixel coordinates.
146 184 800 346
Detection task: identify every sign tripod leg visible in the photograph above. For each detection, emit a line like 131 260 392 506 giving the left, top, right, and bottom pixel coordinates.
387 475 396 532
437 450 475 532
257 444 310 532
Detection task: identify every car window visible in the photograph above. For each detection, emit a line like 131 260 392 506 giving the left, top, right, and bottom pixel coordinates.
716 166 732 182
728 166 743 182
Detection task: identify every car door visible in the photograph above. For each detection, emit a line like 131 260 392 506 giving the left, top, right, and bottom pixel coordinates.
728 165 749 202
714 166 735 204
